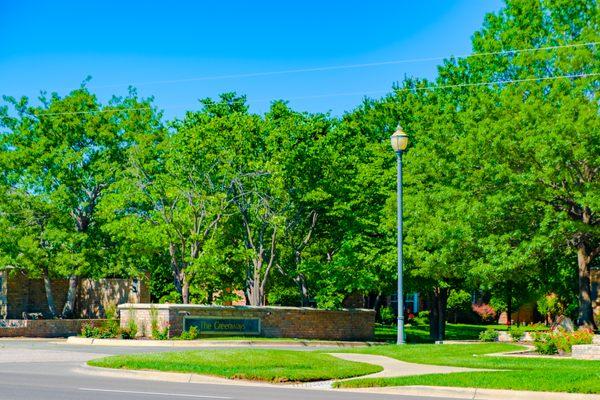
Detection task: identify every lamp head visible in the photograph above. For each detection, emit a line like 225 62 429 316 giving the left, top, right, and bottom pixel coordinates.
390 125 409 153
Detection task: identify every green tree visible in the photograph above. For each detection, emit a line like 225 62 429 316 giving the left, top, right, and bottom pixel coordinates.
449 0 600 327
0 86 159 316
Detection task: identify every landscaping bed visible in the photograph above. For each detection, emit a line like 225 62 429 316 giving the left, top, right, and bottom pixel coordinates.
88 349 382 382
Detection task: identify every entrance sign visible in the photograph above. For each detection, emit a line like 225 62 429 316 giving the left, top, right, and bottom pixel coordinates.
183 316 261 335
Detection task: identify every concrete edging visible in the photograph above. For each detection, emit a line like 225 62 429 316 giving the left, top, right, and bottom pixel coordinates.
65 336 377 347
75 363 600 400
342 386 600 400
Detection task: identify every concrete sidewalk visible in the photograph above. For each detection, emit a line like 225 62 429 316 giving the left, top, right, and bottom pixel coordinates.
329 353 489 378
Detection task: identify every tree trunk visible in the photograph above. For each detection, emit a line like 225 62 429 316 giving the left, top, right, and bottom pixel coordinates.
373 293 383 315
42 268 57 318
577 242 597 329
61 275 79 318
429 287 448 341
181 273 190 304
247 270 263 306
296 274 310 307
169 242 184 300
506 283 512 328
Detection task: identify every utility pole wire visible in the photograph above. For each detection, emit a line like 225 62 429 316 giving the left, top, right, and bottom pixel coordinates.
90 42 599 89
35 72 600 117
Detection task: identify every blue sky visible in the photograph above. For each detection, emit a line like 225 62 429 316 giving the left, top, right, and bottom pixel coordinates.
0 1 504 118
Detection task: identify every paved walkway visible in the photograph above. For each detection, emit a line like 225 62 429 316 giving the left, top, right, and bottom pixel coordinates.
328 353 488 378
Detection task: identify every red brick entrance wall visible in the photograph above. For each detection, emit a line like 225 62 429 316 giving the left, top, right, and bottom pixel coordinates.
119 304 375 341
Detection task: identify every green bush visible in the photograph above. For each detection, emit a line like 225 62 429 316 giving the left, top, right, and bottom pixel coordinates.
152 326 170 340
553 329 593 353
413 311 430 326
149 305 159 334
508 325 526 342
533 332 558 355
537 294 563 323
479 328 499 342
80 303 122 339
81 322 100 338
532 329 593 355
121 318 138 339
379 306 395 325
448 290 472 321
178 326 201 340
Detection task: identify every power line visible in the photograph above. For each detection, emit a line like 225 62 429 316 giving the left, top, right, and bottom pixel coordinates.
36 72 600 117
90 42 599 89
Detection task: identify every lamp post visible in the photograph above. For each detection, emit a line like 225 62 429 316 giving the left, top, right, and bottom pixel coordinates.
390 124 408 345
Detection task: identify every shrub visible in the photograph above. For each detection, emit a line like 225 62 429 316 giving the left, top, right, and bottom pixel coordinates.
379 306 395 325
533 332 557 355
509 325 526 342
479 328 499 342
81 322 100 338
153 325 170 340
178 326 201 340
472 303 496 323
537 293 563 323
532 328 593 355
121 318 138 340
80 303 121 339
149 305 159 334
448 290 472 322
553 328 593 353
80 319 119 339
99 319 120 338
413 311 430 326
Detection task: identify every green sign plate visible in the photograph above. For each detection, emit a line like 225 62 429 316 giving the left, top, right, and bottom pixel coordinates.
183 317 261 335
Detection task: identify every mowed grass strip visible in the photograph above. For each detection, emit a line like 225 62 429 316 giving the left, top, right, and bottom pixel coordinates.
334 343 600 394
88 349 382 383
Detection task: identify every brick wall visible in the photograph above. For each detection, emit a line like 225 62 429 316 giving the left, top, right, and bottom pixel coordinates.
4 273 148 319
0 319 106 338
119 304 375 341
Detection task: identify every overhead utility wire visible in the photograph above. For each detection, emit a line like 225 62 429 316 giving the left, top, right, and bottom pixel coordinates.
37 72 599 117
91 42 599 89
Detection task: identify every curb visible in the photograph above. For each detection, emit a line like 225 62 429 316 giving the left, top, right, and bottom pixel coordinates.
74 364 600 399
65 336 377 348
341 386 600 400
75 363 333 389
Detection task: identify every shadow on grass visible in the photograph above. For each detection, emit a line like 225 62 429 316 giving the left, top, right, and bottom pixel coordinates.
375 323 509 343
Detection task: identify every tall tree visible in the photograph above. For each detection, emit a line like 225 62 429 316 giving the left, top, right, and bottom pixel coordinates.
0 86 159 317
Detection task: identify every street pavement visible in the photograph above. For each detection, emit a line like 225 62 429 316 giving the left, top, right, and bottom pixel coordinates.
0 339 454 400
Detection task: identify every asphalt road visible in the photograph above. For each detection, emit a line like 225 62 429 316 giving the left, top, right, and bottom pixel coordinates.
0 339 452 400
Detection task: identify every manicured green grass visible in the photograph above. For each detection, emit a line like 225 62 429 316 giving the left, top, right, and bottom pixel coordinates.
88 349 382 383
375 323 547 343
335 343 600 394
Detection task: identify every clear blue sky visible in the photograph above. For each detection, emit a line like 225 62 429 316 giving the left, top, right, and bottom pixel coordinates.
0 1 503 118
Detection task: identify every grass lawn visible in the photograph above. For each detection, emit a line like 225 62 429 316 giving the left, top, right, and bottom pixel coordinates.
88 349 382 383
375 323 547 343
335 343 600 394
